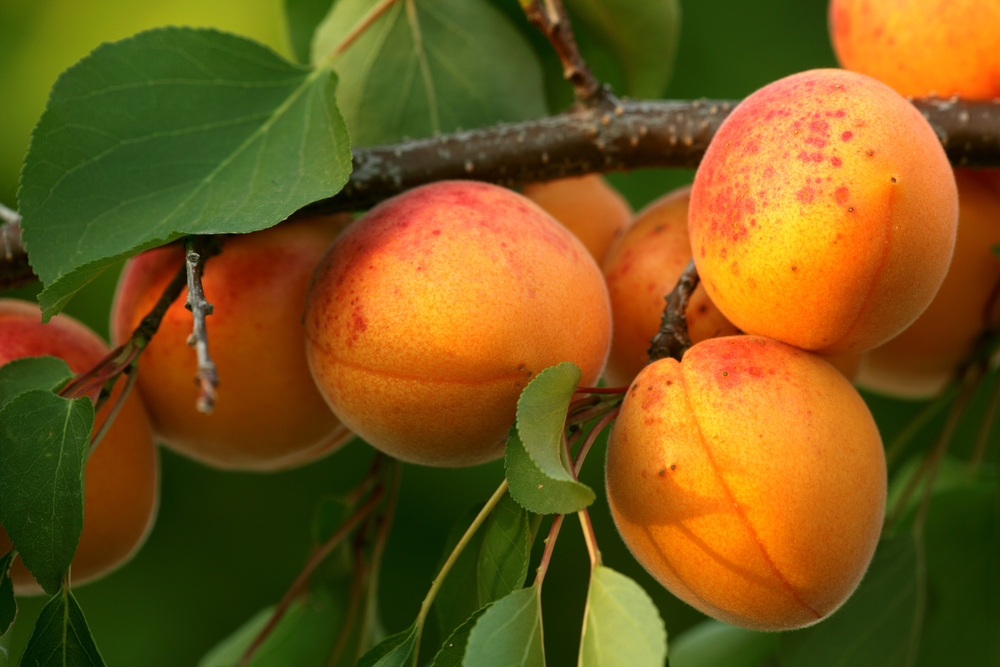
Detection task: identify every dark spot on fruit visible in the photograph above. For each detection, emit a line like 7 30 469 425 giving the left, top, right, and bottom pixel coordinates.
666 380 673 385
648 386 653 390
658 469 666 476
722 371 729 376
670 464 677 470
791 265 797 271
848 207 854 212
891 177 897 183
866 150 874 156
831 156 842 167
841 131 853 141
632 383 638 391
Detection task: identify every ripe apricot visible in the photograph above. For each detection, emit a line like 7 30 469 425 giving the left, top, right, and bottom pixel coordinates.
111 216 353 471
689 69 957 355
829 0 1000 99
522 174 633 264
602 185 739 387
304 181 612 467
0 299 159 595
857 168 1000 398
605 336 886 631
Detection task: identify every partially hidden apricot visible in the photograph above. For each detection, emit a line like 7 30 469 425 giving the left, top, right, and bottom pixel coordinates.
605 335 886 631
602 185 739 387
111 216 354 471
0 298 159 595
304 181 612 467
829 0 1000 99
689 69 957 355
522 174 633 264
857 168 1000 398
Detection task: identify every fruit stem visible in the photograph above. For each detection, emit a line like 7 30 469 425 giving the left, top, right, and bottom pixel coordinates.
318 0 401 65
573 407 619 478
574 386 630 395
969 371 1000 471
533 514 565 588
324 536 369 667
411 478 510 667
648 258 700 363
87 362 139 457
577 510 600 570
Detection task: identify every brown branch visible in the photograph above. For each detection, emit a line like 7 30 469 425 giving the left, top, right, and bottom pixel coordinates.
648 259 701 363
3 98 1000 291
183 236 223 415
521 0 602 105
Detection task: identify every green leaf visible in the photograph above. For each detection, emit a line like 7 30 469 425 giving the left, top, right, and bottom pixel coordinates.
19 588 106 667
505 428 595 515
431 606 490 667
463 586 545 667
0 628 11 667
0 551 15 637
0 390 94 595
562 0 681 99
669 620 778 667
312 495 354 545
0 357 73 411
435 493 531 639
579 565 667 667
19 27 351 320
198 588 348 667
312 0 547 146
285 0 336 63
355 625 418 667
779 534 920 667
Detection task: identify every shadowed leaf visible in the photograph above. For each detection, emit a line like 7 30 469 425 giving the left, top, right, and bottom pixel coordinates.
0 357 73 411
19 589 105 667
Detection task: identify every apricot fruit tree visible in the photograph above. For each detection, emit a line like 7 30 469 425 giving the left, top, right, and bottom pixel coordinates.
0 0 998 666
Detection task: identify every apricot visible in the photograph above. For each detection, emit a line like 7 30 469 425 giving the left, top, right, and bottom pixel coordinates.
605 336 886 631
857 168 1000 398
304 181 612 467
522 174 633 264
0 298 159 595
602 185 739 387
111 215 354 471
829 0 1000 99
689 69 958 355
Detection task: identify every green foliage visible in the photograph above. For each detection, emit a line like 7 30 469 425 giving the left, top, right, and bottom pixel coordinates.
463 586 545 667
0 551 15 638
311 0 547 146
354 625 418 667
669 620 778 667
19 589 105 667
284 0 336 63
430 607 489 667
0 628 10 667
0 390 93 595
579 565 668 667
0 357 73 410
19 27 351 320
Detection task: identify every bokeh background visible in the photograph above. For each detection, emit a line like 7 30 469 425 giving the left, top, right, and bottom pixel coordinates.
0 0 964 664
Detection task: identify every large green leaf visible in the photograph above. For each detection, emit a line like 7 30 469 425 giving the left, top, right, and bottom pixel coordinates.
0 390 93 595
563 0 681 99
669 620 778 667
464 586 545 667
285 0 337 63
0 551 15 638
0 357 73 411
19 589 105 667
311 0 547 146
431 607 490 667
505 429 595 515
355 625 418 667
435 493 531 639
19 27 351 320
579 565 667 667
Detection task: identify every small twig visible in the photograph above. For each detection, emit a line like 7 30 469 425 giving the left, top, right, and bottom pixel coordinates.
87 365 139 457
533 514 565 588
183 236 222 414
573 408 619 478
574 385 630 395
884 385 957 469
320 0 401 64
648 259 701 363
325 536 369 667
969 371 1000 471
520 0 602 105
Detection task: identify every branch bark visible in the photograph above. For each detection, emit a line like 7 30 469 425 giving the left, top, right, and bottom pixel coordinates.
3 96 999 290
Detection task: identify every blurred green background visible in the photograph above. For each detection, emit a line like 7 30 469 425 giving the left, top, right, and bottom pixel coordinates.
0 0 950 665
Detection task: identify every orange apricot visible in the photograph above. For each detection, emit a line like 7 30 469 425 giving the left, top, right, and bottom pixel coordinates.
689 69 957 355
522 174 633 264
0 298 159 595
602 185 739 387
304 181 612 468
857 168 1000 398
829 0 1000 99
110 216 353 471
605 335 886 631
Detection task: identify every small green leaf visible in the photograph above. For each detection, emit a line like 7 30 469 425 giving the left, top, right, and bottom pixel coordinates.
19 588 106 667
355 625 418 667
0 627 11 667
435 493 531 639
0 357 73 410
463 586 545 667
0 390 94 595
563 0 681 99
669 620 778 667
505 428 595 515
312 495 354 545
285 0 336 63
312 0 547 146
580 565 667 667
779 534 920 667
0 551 16 637
431 606 490 667
20 27 351 320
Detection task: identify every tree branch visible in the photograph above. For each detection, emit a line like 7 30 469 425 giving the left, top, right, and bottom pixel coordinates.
2 97 999 290
183 236 223 414
521 0 602 105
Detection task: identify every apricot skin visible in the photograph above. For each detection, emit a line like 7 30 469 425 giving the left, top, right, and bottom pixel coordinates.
522 174 633 264
602 186 739 388
606 336 886 631
689 69 957 355
830 0 1000 99
0 299 159 595
304 181 612 468
857 169 1000 398
111 216 353 471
